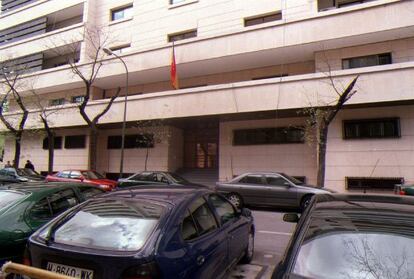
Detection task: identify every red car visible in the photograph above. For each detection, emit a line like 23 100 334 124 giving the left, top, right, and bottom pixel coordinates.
46 170 117 191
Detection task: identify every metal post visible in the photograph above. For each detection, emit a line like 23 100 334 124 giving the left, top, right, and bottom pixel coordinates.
103 48 128 179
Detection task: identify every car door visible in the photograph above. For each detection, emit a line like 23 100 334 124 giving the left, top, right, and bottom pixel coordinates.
180 197 228 279
264 175 298 207
207 194 249 267
236 174 267 206
69 171 84 182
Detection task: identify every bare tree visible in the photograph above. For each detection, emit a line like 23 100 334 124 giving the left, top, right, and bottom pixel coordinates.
301 75 359 187
30 90 68 174
53 26 121 170
132 120 171 171
0 62 30 168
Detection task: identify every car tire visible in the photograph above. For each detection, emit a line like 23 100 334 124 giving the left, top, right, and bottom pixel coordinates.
240 229 254 264
227 193 243 208
300 195 313 212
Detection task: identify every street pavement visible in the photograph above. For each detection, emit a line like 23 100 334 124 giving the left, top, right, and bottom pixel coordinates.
228 209 296 279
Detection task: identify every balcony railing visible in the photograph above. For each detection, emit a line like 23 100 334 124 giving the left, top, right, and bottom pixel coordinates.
1 0 38 13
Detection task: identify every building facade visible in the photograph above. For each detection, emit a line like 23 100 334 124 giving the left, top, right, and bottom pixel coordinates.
1 0 414 192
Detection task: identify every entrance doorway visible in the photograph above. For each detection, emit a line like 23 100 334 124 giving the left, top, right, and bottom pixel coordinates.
184 123 218 169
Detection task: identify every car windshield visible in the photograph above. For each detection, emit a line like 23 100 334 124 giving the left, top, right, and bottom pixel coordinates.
168 173 189 183
292 214 414 279
53 199 164 251
21 168 40 176
280 173 303 185
0 191 25 208
81 171 104 180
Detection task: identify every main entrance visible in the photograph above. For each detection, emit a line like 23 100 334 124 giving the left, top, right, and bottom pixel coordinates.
183 122 219 169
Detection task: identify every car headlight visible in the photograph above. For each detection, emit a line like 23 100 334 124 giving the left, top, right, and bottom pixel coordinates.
99 184 112 191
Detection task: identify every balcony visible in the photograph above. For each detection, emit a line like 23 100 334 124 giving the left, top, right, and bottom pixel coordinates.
2 61 413 132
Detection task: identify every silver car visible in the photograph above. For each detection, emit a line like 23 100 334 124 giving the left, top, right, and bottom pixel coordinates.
216 172 333 211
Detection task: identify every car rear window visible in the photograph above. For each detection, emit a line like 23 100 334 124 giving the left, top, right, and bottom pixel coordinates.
292 214 414 279
0 191 25 207
53 199 164 251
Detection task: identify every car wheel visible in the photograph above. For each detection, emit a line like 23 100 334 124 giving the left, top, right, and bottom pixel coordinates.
227 193 243 208
300 195 313 211
240 229 254 264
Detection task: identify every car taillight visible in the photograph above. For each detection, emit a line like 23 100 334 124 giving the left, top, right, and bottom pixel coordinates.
400 190 406 195
22 247 31 266
121 262 160 279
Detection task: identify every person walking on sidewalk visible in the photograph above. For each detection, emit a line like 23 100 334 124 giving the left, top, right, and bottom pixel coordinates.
25 160 35 171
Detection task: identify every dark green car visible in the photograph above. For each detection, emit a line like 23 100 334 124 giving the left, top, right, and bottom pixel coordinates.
0 182 104 264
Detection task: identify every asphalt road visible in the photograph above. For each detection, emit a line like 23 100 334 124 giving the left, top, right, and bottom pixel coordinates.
229 209 297 279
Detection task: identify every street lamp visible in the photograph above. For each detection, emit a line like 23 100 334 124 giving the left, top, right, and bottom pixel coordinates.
103 48 128 179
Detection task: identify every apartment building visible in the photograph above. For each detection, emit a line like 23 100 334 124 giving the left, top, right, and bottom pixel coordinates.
1 0 413 192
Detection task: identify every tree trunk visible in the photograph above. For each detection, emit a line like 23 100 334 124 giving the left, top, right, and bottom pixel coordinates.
13 134 21 168
89 128 98 170
317 123 329 188
144 148 149 171
47 132 55 174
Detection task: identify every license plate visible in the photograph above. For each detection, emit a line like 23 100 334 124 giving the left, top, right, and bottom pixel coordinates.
46 262 94 279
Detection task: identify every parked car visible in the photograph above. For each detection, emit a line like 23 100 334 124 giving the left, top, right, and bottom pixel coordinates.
272 194 414 279
0 167 44 182
398 184 414 196
0 182 105 265
216 172 333 210
0 174 21 185
46 170 117 191
27 186 255 279
117 171 205 188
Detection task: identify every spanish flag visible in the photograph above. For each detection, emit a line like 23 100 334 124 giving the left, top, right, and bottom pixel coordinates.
170 42 179 89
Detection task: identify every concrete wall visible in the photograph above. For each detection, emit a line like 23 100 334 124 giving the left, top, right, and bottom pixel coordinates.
326 105 414 192
219 118 317 184
3 128 90 171
315 38 414 72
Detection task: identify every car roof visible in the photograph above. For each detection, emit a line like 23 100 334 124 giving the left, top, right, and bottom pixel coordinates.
102 185 210 206
0 181 96 194
313 193 414 214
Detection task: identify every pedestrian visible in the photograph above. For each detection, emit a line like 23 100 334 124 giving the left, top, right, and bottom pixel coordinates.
4 161 11 168
25 160 35 171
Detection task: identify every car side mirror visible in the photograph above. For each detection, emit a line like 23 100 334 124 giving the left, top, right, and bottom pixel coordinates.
283 213 299 223
240 208 252 218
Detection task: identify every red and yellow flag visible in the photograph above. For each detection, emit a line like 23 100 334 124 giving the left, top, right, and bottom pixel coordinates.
170 43 179 89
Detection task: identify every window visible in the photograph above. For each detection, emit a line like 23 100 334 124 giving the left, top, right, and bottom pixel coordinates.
346 177 404 191
181 209 199 241
265 175 291 187
30 189 79 219
168 29 197 42
239 174 264 185
78 187 105 200
233 127 304 145
244 12 282 27
318 0 378 11
343 118 400 139
71 95 85 104
208 194 236 224
184 198 218 238
342 53 391 69
252 74 288 80
49 98 65 106
111 5 133 21
64 135 86 149
53 200 162 251
42 136 63 150
107 134 154 149
69 171 82 179
170 0 186 4
109 44 131 54
57 171 70 178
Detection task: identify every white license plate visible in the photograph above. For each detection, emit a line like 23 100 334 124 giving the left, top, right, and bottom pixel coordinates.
46 262 94 279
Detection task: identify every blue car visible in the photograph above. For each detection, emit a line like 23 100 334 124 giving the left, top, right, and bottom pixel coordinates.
27 186 255 279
